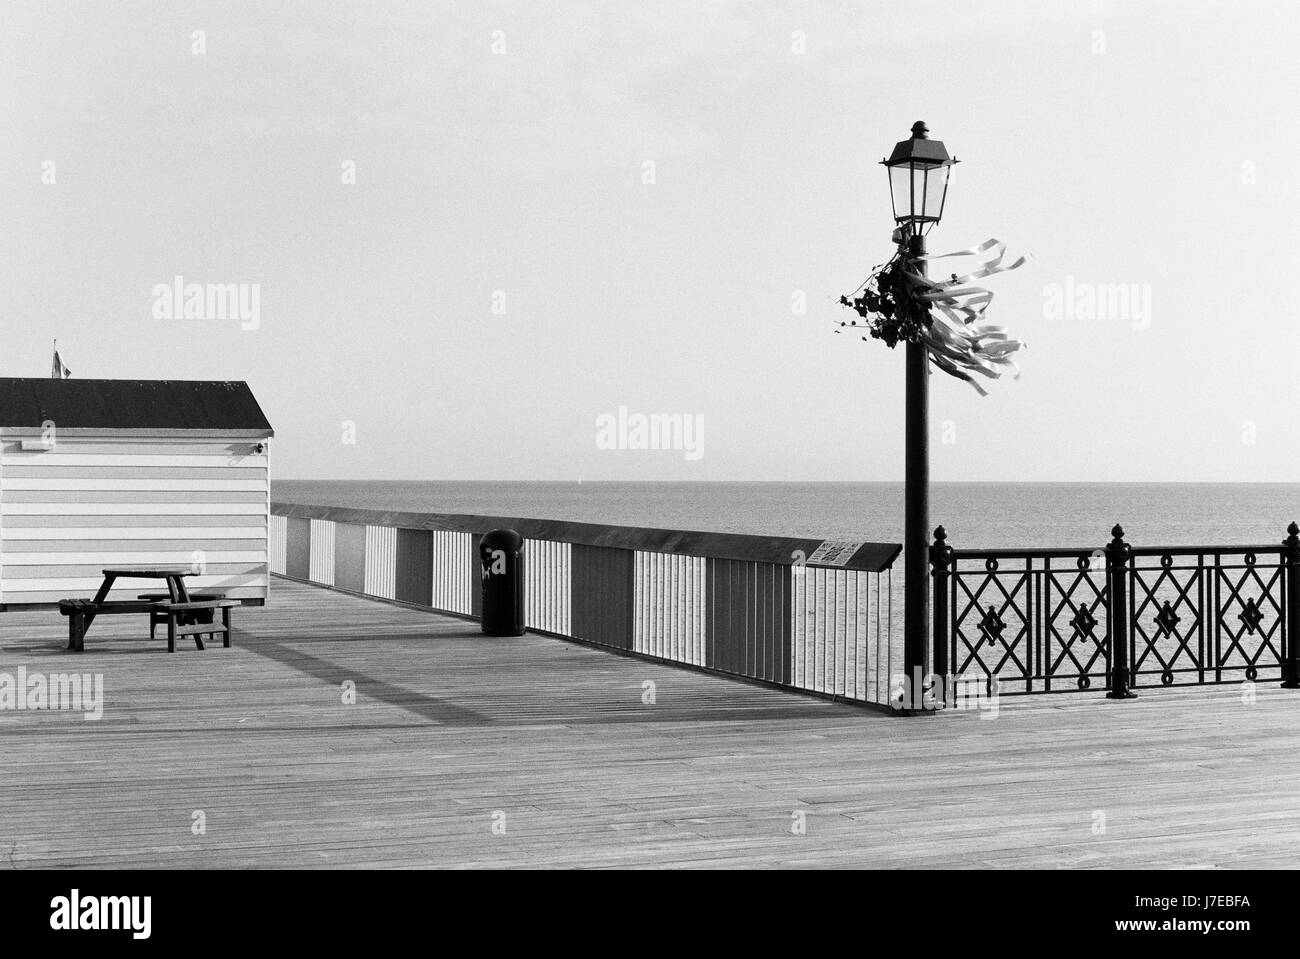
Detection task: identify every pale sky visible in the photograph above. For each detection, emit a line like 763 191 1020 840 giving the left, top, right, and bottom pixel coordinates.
3 0 1297 481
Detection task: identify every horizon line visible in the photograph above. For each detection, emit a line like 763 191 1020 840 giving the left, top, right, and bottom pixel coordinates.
273 478 1300 486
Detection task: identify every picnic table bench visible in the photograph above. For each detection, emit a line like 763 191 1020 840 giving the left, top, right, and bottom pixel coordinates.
58 568 238 652
138 591 226 639
152 599 240 653
59 598 153 651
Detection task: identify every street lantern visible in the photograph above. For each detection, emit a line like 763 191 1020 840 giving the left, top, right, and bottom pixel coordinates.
884 121 957 713
851 124 1025 710
881 121 958 236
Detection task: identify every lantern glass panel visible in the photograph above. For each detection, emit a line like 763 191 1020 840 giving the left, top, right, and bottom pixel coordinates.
888 164 913 220
920 163 950 221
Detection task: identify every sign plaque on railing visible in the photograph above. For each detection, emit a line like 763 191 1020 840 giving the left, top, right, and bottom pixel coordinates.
807 540 865 568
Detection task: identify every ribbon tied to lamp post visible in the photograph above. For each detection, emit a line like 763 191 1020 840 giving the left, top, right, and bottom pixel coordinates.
839 238 1032 396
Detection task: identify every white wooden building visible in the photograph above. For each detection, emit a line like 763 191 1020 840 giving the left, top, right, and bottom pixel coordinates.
0 378 273 608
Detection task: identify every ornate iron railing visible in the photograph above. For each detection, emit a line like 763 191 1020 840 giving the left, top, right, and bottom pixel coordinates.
932 522 1300 697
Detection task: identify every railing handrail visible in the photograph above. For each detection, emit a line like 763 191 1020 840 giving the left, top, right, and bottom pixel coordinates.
950 543 1287 561
949 547 1100 560
272 501 901 572
1127 544 1286 557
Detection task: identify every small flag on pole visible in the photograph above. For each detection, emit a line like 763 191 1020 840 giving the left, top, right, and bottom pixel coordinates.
51 340 71 379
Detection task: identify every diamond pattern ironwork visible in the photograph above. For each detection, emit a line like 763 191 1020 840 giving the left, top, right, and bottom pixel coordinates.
1154 601 1181 638
1238 598 1263 635
1070 603 1098 642
977 606 1006 646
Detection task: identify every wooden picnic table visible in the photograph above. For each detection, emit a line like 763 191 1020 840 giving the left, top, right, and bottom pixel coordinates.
63 568 196 650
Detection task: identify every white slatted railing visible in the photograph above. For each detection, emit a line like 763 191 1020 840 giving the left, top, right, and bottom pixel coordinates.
432 531 472 615
633 551 706 666
271 504 900 708
524 538 571 635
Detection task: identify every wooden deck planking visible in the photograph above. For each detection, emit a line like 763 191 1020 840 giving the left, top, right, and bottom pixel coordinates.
0 577 1297 868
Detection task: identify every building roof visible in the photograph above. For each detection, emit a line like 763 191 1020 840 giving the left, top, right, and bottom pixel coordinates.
0 379 274 434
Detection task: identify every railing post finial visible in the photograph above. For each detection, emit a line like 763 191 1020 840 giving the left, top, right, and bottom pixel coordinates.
929 526 953 571
1282 521 1300 688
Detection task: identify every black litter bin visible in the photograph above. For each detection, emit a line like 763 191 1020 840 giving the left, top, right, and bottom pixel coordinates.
480 529 524 636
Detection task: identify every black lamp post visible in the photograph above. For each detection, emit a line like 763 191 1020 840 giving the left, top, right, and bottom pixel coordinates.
881 121 957 710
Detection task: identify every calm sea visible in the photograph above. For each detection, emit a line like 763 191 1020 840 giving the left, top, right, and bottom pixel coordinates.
272 481 1300 550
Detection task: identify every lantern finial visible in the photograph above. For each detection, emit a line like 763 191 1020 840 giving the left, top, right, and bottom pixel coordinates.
911 121 929 139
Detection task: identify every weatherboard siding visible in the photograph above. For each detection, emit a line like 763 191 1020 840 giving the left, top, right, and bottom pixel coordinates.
0 436 269 605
